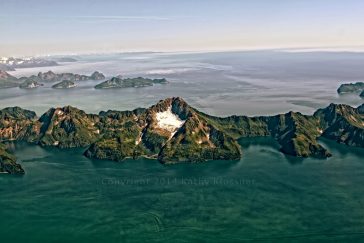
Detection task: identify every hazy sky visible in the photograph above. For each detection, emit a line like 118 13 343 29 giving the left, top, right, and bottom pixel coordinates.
1 0 364 56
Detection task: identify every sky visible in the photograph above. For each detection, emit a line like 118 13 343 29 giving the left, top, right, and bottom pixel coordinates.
1 0 364 56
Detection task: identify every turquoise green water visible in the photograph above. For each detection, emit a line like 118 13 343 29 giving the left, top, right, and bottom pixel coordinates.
1 138 364 242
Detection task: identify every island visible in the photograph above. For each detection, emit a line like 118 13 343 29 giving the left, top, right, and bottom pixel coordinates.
337 82 364 94
0 97 363 174
0 70 106 89
52 80 76 89
95 77 168 89
19 79 44 89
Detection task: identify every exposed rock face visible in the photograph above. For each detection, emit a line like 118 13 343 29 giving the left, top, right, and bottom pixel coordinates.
337 82 364 94
95 77 168 89
52 80 76 89
1 98 364 167
0 143 24 174
360 90 364 98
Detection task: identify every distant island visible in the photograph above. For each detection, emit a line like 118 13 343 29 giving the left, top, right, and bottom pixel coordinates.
95 77 168 89
36 70 105 82
49 57 78 63
19 79 44 89
0 57 58 70
1 97 363 174
52 80 76 89
0 70 106 89
0 70 169 90
337 82 364 94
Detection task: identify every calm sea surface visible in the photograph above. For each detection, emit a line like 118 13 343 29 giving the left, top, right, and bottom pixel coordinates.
1 51 364 242
1 50 364 116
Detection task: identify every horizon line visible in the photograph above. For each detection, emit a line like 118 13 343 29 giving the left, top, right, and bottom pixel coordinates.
3 45 364 58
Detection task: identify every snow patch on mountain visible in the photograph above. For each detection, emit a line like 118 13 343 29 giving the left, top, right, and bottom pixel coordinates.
156 107 185 136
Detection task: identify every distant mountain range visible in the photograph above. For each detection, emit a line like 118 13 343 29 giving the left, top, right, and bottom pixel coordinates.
0 57 59 70
0 70 106 89
1 97 363 174
0 70 168 90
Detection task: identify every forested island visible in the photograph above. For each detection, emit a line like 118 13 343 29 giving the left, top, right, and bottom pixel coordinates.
1 97 363 174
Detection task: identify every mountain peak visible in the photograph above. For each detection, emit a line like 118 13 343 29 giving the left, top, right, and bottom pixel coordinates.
151 97 191 119
0 107 37 120
0 70 16 80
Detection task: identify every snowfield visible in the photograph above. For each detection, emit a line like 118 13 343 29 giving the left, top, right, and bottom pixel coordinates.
156 107 185 136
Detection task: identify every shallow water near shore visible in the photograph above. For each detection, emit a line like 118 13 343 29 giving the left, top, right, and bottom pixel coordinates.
1 138 364 242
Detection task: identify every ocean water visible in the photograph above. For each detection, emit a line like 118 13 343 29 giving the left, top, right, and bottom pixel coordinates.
1 51 364 242
1 139 364 242
1 50 363 116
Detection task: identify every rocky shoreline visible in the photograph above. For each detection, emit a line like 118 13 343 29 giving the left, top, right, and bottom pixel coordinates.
0 97 363 174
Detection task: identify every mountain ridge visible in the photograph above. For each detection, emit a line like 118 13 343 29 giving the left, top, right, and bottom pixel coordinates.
1 97 363 174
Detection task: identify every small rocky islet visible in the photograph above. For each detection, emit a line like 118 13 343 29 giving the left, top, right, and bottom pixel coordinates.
0 97 363 174
52 80 76 89
94 76 168 89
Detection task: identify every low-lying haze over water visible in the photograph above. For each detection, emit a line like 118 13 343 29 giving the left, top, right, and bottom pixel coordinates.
2 50 364 242
2 50 364 116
